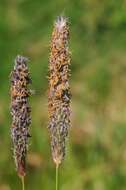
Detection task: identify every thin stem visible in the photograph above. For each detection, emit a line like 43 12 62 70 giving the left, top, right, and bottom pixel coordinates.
21 176 25 190
56 164 59 190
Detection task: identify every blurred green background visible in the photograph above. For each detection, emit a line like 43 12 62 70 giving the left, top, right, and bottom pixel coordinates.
1 0 126 189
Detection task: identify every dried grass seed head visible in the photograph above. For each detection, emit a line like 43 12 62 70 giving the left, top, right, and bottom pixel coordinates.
48 16 71 166
10 55 31 177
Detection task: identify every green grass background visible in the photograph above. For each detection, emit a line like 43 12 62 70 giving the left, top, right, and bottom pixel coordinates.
1 0 126 189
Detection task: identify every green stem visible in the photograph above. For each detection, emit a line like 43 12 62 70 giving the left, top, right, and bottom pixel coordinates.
56 164 59 190
21 176 25 190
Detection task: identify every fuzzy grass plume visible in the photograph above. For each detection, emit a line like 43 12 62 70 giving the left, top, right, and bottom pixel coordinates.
10 55 31 178
48 16 71 167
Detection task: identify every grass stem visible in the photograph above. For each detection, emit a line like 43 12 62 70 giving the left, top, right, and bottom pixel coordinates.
56 164 59 190
21 176 25 190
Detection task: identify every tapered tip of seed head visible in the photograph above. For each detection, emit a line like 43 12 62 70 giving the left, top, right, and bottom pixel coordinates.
53 157 62 166
18 161 26 177
55 16 68 30
15 55 28 65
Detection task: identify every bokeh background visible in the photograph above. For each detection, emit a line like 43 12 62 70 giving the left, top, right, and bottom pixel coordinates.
1 0 126 189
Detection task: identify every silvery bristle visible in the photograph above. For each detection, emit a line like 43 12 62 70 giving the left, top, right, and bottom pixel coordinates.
55 16 68 30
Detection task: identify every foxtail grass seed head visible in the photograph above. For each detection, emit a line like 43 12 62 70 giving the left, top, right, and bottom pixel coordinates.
10 55 32 177
48 16 71 166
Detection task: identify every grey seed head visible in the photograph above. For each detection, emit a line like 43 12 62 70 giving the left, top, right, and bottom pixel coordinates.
10 55 31 177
